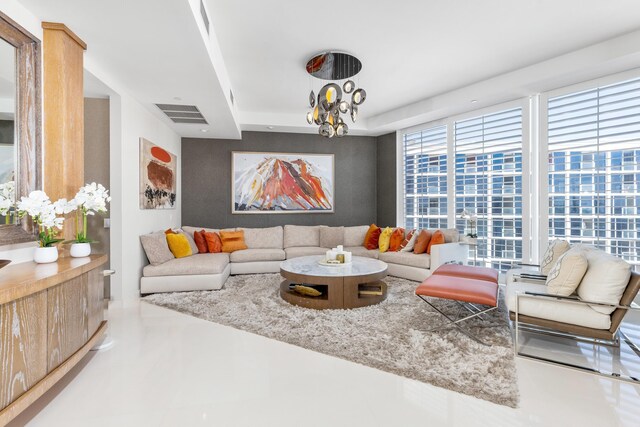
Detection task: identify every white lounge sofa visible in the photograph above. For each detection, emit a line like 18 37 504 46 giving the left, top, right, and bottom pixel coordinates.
140 225 467 294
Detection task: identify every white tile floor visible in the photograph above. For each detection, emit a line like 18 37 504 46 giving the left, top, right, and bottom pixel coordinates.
9 300 640 427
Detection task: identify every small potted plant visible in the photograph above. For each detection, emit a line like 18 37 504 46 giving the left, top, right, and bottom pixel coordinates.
459 209 478 244
68 182 111 258
0 181 15 224
16 191 66 263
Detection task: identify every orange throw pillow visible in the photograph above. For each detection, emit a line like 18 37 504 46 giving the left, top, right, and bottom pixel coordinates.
363 224 382 250
413 230 432 254
427 230 446 254
165 228 177 235
220 230 248 253
204 231 222 253
388 228 405 252
193 230 208 253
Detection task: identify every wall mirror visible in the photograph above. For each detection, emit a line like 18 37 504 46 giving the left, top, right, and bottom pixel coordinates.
0 11 42 245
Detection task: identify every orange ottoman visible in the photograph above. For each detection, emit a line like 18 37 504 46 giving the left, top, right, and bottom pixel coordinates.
432 264 499 284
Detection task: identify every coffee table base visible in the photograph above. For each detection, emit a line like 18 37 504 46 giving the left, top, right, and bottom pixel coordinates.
280 271 388 310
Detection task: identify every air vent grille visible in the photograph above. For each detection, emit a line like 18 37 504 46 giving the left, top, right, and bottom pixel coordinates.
200 0 210 34
155 104 208 124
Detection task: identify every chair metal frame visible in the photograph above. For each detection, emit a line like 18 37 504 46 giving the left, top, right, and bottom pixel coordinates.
514 291 640 383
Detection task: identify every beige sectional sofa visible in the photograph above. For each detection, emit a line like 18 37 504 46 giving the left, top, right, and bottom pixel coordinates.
140 225 466 294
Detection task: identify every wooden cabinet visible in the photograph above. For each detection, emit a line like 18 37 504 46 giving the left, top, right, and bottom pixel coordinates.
0 255 107 424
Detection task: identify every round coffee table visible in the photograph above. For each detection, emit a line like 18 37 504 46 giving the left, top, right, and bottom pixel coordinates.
280 255 388 309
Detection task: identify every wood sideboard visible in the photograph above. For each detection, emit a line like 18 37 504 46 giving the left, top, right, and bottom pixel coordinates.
0 254 108 425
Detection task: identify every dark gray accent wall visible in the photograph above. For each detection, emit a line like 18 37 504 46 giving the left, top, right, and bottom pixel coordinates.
182 131 377 228
376 132 397 227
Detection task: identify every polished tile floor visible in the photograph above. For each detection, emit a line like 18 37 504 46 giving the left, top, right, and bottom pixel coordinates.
9 300 640 427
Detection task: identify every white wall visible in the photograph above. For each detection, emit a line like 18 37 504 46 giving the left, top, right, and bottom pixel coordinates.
1 2 181 300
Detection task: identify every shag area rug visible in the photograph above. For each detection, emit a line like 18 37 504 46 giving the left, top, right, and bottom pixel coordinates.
143 274 519 407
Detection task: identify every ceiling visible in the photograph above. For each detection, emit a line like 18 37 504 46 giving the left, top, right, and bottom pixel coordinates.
16 0 640 138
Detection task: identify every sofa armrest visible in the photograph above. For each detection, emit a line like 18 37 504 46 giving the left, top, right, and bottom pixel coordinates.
430 243 468 271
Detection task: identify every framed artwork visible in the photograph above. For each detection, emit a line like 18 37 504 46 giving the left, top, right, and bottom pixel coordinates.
232 151 334 214
139 137 177 209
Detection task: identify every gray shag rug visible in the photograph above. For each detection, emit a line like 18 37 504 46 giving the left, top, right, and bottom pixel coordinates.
143 274 519 407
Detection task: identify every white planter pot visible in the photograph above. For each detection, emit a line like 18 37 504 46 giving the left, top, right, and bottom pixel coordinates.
34 247 59 264
70 243 91 258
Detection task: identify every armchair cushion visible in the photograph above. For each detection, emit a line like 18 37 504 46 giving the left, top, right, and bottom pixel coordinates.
545 248 588 296
540 239 570 275
578 247 631 315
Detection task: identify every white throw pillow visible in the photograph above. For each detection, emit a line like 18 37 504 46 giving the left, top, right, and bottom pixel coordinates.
540 239 570 275
578 249 631 314
545 249 588 296
400 229 419 252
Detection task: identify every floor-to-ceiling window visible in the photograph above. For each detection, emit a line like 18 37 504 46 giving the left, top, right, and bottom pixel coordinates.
402 125 448 230
454 108 524 269
546 77 640 267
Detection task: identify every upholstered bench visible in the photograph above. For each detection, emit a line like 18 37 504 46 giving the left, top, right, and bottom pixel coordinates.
415 264 499 344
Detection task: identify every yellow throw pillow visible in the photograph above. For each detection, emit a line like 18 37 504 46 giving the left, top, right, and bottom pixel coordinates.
166 233 192 258
378 227 393 253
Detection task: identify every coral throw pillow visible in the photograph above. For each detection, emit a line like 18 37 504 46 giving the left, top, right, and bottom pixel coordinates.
166 233 192 258
220 230 248 253
193 230 208 253
378 227 394 253
204 231 222 253
363 224 382 250
413 230 432 254
427 230 446 254
389 228 405 252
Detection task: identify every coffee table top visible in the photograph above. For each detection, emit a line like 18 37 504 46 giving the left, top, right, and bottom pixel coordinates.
280 255 387 278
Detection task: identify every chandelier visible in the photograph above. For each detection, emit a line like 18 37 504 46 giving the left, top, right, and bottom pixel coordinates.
305 51 366 138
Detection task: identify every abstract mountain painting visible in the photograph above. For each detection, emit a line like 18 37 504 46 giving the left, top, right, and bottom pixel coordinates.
232 152 334 213
139 138 177 209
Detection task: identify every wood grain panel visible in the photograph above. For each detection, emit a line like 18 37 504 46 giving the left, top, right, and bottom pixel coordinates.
47 277 88 371
85 268 104 337
0 292 47 409
42 22 86 241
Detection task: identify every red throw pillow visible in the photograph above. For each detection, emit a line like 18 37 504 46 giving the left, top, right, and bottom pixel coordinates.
363 224 382 250
193 230 208 253
427 230 446 254
388 228 405 252
204 231 222 253
413 230 432 254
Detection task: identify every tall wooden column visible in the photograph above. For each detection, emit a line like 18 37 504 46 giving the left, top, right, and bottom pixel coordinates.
42 22 86 240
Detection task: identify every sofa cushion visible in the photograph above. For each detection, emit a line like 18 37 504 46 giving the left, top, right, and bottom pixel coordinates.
143 253 230 277
193 230 208 253
427 230 445 254
378 227 393 252
379 251 430 269
140 232 174 265
506 281 611 330
285 246 328 259
540 239 570 275
363 224 381 250
230 248 286 263
220 230 248 253
545 248 588 296
240 226 284 249
284 225 320 248
440 228 460 243
389 228 405 252
578 248 631 314
319 226 344 248
413 230 432 254
204 231 222 253
344 225 369 247
166 233 193 258
345 246 379 259
400 229 418 252
178 230 199 254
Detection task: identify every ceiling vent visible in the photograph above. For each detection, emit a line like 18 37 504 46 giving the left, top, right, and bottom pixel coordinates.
156 104 208 125
200 0 210 34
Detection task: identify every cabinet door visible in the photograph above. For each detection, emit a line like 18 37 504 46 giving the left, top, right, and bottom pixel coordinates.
47 276 88 371
86 268 105 337
0 292 47 409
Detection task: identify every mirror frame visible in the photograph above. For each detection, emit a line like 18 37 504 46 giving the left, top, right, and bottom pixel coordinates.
0 11 42 245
